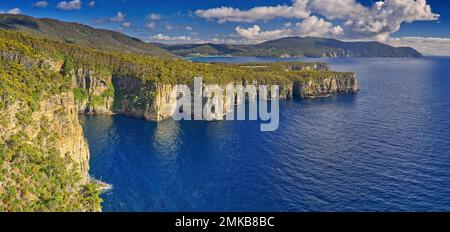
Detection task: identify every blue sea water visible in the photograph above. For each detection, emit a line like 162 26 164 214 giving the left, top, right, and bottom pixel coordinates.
83 57 450 212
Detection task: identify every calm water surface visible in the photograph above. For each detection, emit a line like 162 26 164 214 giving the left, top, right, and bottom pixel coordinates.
83 57 450 211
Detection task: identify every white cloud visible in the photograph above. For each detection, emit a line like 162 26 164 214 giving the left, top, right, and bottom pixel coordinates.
57 0 82 10
121 22 131 28
110 12 125 22
88 1 95 8
295 16 343 37
150 34 191 41
211 37 244 44
166 25 173 30
283 22 293 28
235 25 292 43
196 0 438 41
387 37 450 56
307 0 368 20
209 38 244 44
33 1 48 8
308 0 439 40
195 0 310 23
185 26 193 31
148 34 208 44
337 0 439 40
145 21 156 29
147 13 161 20
234 16 342 43
0 8 22 15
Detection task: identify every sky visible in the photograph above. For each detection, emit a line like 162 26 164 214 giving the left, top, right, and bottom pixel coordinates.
1 0 449 55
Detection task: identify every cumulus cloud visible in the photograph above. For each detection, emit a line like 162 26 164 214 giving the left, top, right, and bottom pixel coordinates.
235 25 292 43
147 13 162 20
195 0 310 23
121 22 131 28
211 37 244 44
338 0 439 40
110 12 125 22
307 0 368 20
283 22 293 28
387 37 450 56
88 1 95 8
185 26 193 31
145 21 156 29
295 16 343 37
33 1 48 8
0 8 22 15
57 0 82 10
234 16 342 43
150 34 191 41
148 34 208 44
311 0 439 40
196 0 438 41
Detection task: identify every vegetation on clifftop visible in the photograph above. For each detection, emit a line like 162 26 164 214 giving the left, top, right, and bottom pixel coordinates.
0 133 101 212
0 26 356 211
0 31 101 212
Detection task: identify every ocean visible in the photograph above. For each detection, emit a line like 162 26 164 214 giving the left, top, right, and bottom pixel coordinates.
83 57 450 211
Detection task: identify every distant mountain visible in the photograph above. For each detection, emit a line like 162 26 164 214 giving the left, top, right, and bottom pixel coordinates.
0 14 421 59
156 43 243 57
159 37 422 58
0 14 175 58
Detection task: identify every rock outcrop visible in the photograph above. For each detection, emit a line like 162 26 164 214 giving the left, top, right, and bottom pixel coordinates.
0 92 90 181
71 68 358 122
293 73 358 98
71 69 114 115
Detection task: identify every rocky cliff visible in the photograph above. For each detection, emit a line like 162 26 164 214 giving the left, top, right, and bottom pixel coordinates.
0 91 101 211
72 70 357 121
71 69 114 115
0 93 90 179
0 26 359 212
293 73 358 98
67 60 358 122
0 46 101 211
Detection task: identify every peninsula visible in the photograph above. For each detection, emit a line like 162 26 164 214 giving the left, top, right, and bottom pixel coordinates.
0 15 357 211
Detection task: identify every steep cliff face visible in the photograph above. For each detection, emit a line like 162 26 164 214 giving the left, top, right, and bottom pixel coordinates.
0 44 101 211
293 73 358 98
108 78 295 121
71 69 357 121
0 92 100 211
1 28 361 212
0 93 90 179
38 93 91 178
71 69 114 115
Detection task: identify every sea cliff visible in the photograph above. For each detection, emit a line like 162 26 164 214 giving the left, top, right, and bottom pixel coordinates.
293 73 358 98
0 41 101 211
0 90 101 212
0 29 358 211
71 65 358 121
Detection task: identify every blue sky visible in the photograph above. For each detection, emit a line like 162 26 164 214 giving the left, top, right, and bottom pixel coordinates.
1 0 449 55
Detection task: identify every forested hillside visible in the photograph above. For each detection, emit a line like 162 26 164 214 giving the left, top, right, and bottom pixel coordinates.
160 37 422 58
0 28 357 211
0 14 175 58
